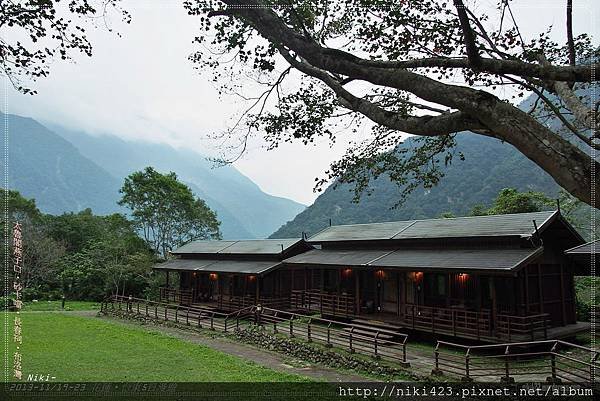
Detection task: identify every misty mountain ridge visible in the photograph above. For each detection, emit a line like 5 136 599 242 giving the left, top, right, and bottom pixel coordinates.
1 112 305 239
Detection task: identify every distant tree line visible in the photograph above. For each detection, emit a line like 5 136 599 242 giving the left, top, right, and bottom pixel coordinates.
1 167 221 304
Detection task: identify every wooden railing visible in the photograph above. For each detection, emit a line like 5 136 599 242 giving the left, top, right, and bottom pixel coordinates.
217 295 290 311
496 313 550 341
257 306 409 366
159 287 194 305
433 339 600 383
102 295 253 332
290 290 355 317
402 304 491 340
402 305 550 342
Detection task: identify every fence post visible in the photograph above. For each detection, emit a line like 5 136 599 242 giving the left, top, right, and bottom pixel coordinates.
175 306 179 323
198 312 202 329
349 327 354 353
452 311 456 337
186 308 190 325
508 317 511 342
501 345 514 383
210 312 214 331
326 322 332 347
461 349 473 382
432 342 442 375
374 332 379 359
530 319 534 341
307 318 312 342
289 317 294 338
154 304 158 319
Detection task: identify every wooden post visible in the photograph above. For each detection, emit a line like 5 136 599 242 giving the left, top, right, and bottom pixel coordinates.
559 263 567 326
490 277 497 335
447 273 452 307
166 271 170 288
304 268 308 291
256 277 261 304
355 271 361 315
397 272 401 317
475 275 482 311
537 263 545 314
524 267 530 313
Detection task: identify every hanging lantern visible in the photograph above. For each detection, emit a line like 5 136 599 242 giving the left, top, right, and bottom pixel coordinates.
209 273 218 281
342 268 353 277
248 275 256 281
375 269 386 279
410 271 423 283
457 273 469 284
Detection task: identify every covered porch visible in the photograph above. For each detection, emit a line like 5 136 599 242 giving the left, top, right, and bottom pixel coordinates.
155 258 290 312
282 247 584 342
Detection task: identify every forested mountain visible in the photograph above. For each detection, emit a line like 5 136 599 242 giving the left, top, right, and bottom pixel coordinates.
51 126 305 239
0 112 122 215
270 133 561 239
1 112 305 239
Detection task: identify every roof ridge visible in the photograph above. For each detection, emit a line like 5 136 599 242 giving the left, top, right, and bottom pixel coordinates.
318 210 557 230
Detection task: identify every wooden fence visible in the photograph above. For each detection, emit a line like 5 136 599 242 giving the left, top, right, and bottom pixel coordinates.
290 290 356 317
102 295 254 332
257 306 409 366
433 339 600 383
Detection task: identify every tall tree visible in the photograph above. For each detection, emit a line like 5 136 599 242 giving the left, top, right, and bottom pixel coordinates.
0 0 130 94
469 188 552 216
118 167 221 257
1 189 65 293
185 0 599 206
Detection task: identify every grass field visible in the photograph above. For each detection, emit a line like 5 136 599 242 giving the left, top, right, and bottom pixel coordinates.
21 300 100 311
3 312 311 382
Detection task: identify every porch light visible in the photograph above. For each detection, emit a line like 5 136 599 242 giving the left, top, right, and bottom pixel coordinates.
209 273 218 281
248 275 256 281
410 271 423 283
342 268 353 277
457 273 469 283
375 269 386 279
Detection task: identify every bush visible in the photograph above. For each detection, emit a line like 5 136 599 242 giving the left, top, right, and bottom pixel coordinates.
575 297 591 322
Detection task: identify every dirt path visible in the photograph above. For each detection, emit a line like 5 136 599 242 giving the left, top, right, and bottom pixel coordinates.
86 312 375 382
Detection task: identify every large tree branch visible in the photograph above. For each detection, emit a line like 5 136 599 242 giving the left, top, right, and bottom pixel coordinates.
278 47 486 136
566 0 576 66
453 0 482 70
217 0 599 205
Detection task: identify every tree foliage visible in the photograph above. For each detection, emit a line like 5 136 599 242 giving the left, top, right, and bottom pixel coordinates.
469 188 552 216
0 0 130 94
185 0 599 206
1 190 156 301
118 166 221 257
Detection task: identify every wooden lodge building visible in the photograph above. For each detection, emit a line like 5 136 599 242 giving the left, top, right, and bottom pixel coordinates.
154 210 590 342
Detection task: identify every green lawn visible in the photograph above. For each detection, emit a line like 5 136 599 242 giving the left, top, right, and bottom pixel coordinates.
3 312 311 382
21 300 100 311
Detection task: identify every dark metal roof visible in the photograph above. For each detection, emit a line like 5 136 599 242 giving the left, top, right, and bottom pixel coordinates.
308 211 557 243
565 240 600 255
171 238 303 255
153 258 281 275
283 247 543 272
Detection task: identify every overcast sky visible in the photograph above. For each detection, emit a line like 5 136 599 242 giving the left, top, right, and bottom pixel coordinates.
4 0 599 205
